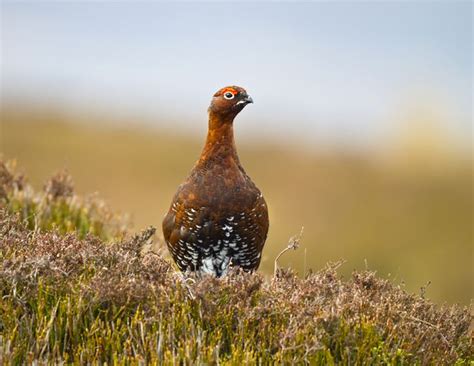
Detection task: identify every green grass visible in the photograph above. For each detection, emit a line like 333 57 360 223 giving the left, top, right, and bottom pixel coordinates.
0 161 472 364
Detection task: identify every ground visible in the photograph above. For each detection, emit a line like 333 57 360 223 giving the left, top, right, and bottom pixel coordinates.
0 161 472 364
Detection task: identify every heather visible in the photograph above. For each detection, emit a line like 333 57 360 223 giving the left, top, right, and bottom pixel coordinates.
0 161 472 364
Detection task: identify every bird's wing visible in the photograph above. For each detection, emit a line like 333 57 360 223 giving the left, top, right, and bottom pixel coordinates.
223 193 269 270
163 192 218 271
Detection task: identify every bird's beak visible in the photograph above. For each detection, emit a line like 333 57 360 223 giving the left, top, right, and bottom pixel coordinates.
245 95 254 104
236 95 254 106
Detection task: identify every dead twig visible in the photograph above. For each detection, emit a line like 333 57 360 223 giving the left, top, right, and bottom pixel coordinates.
408 316 453 351
274 227 304 276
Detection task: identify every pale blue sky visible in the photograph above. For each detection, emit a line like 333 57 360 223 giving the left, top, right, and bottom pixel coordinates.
1 1 472 149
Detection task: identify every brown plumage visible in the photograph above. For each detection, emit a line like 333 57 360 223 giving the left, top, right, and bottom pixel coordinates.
162 86 269 276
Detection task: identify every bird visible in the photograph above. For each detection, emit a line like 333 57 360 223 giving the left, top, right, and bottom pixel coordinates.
162 86 269 277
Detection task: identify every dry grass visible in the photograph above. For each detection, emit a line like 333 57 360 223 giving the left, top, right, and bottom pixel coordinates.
0 160 472 364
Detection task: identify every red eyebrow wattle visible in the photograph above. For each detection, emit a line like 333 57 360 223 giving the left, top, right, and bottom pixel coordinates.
221 87 237 95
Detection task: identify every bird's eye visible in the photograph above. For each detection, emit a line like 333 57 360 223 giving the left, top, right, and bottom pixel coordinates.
223 92 235 100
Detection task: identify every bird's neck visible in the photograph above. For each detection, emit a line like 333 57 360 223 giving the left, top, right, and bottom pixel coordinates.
198 112 240 165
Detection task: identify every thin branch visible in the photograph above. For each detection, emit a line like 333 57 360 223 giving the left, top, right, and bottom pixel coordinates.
408 316 452 350
274 227 304 276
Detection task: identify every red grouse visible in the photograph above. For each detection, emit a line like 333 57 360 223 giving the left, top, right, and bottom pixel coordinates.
162 86 269 276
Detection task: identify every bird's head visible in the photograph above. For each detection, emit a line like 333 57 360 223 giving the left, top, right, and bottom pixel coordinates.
208 86 253 119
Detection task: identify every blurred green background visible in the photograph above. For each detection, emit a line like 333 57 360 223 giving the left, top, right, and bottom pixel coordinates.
1 2 472 304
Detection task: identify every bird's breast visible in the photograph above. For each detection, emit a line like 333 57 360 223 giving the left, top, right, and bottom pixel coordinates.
184 162 256 209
